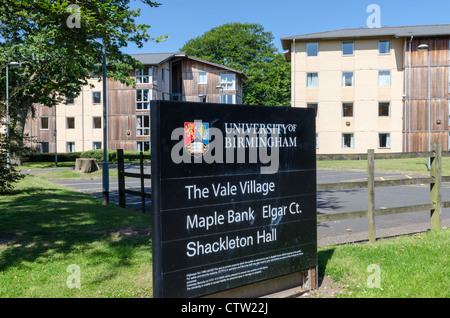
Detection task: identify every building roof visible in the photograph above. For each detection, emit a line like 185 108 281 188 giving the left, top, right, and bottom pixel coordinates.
130 52 247 79
281 24 450 51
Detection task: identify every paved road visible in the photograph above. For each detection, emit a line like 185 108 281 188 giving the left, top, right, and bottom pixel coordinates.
34 165 449 245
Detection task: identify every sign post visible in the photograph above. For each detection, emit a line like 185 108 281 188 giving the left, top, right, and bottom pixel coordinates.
151 101 317 298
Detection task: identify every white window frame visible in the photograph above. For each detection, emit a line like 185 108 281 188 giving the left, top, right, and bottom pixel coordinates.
66 142 75 153
137 141 150 152
306 42 319 57
198 71 207 84
342 72 354 87
342 133 354 148
93 141 102 150
306 72 318 88
378 133 391 149
136 115 150 137
136 89 151 110
135 67 152 84
342 41 354 56
220 94 235 104
220 74 236 91
378 40 391 54
378 70 391 86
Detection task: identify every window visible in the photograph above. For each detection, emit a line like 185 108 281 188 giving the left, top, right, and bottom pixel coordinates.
220 74 236 90
40 117 49 130
342 72 354 87
136 115 150 136
378 133 391 148
40 142 49 153
153 67 158 84
66 96 74 105
66 142 75 153
161 69 165 81
136 67 151 84
221 94 235 104
379 40 391 54
307 103 318 117
316 133 319 148
93 142 102 150
306 73 318 88
342 103 354 117
378 102 390 116
66 117 75 129
342 42 354 55
92 92 101 104
378 70 391 86
93 117 102 129
306 43 318 56
136 89 150 110
342 133 354 148
198 95 207 103
198 71 207 84
137 141 150 152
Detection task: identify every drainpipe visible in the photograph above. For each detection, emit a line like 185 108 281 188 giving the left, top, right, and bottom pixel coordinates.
292 39 296 107
408 35 413 152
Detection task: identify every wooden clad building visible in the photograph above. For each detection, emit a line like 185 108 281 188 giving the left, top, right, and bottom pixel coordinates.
23 53 246 153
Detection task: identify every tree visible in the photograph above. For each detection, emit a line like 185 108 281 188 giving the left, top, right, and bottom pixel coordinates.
0 0 167 165
180 23 290 107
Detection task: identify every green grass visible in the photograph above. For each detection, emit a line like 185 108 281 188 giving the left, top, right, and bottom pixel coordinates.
0 175 152 298
1 176 448 298
317 157 450 175
318 229 450 297
21 162 76 170
36 169 118 179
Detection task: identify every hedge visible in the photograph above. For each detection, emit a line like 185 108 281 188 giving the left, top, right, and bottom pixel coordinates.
24 150 150 163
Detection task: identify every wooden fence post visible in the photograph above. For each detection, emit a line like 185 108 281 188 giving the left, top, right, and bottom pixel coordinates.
430 143 442 231
367 149 376 243
140 151 145 213
118 149 126 208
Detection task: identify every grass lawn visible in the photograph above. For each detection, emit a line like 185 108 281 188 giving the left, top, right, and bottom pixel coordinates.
1 175 448 298
319 229 449 297
317 157 450 175
0 175 152 298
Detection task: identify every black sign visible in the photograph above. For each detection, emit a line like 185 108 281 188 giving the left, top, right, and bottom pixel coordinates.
151 101 316 298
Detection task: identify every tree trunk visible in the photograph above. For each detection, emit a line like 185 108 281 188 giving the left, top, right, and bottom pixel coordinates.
10 98 33 166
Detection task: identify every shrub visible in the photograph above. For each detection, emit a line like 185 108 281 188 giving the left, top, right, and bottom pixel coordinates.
23 152 82 162
0 155 24 194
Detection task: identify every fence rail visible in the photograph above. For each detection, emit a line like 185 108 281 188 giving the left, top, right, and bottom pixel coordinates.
317 144 449 243
116 145 449 242
117 149 151 213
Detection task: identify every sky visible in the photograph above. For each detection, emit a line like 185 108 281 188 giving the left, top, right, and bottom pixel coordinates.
122 0 450 55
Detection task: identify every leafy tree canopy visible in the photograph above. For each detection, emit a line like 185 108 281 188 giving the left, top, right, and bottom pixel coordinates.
180 22 290 107
0 0 166 164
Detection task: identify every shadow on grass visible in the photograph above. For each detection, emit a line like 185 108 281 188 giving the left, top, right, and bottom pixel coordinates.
317 247 335 287
0 179 152 276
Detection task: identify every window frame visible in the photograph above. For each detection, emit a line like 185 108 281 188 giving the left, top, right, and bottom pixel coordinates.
93 116 102 129
342 102 354 117
342 71 354 87
136 115 150 137
92 91 101 104
342 133 354 148
378 132 391 149
93 141 102 150
220 94 235 104
378 101 391 117
135 67 151 84
342 41 354 56
66 141 75 153
306 72 319 88
40 117 49 130
220 74 236 91
378 70 391 86
378 40 391 55
198 71 207 84
136 88 151 110
306 42 319 57
66 117 75 130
